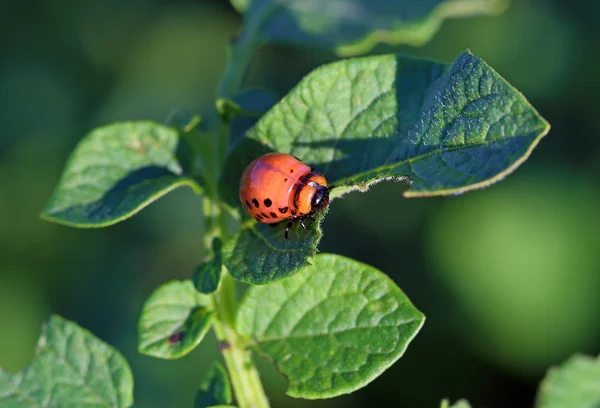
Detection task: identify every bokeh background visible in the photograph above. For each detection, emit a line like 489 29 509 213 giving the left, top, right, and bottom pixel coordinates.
1 0 599 407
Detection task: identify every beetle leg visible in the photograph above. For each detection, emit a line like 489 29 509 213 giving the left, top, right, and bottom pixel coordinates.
299 218 307 230
285 220 294 239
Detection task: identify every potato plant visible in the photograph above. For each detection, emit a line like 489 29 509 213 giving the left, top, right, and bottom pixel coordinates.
2 1 597 408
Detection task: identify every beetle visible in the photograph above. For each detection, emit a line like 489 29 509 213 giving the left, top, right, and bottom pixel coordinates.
239 153 329 239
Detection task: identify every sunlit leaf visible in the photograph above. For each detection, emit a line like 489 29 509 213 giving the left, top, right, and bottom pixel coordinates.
221 50 549 284
536 354 600 408
240 0 507 55
236 254 424 398
42 121 200 227
0 315 133 408
138 280 214 359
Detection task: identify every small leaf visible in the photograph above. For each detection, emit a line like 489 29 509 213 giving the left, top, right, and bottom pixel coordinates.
536 354 600 408
441 399 472 408
221 50 549 284
222 210 325 285
42 121 200 227
240 0 507 56
193 238 224 294
0 315 133 408
138 280 214 359
193 362 233 408
227 89 279 153
236 254 424 399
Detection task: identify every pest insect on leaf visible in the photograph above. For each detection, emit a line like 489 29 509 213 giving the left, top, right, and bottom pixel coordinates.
239 153 330 239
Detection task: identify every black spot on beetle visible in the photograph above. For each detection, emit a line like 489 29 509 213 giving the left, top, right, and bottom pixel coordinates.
284 178 288 182
264 198 272 207
291 209 297 215
290 169 294 173
279 207 288 214
261 212 269 218
255 215 263 220
270 212 278 218
252 198 259 208
245 200 252 209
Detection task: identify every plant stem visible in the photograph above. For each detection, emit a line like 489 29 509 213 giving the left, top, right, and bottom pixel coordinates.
218 33 258 99
204 8 278 405
210 270 270 408
217 0 275 99
204 197 270 408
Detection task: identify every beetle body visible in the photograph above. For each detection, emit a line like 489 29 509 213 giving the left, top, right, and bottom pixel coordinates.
239 153 329 238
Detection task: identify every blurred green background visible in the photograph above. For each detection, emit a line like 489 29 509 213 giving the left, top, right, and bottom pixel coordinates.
1 0 599 407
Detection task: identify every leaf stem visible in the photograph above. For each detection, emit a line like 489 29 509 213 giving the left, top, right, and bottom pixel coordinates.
217 0 276 99
204 8 275 406
210 270 270 408
204 197 270 408
218 34 263 99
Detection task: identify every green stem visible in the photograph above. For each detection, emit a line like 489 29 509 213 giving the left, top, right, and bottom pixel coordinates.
218 34 259 99
204 7 279 406
211 271 270 408
217 0 275 99
204 197 270 408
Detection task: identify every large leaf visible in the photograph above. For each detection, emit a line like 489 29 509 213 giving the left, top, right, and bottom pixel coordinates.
0 315 133 408
138 280 214 359
221 50 549 285
536 354 600 408
236 254 424 399
193 362 234 408
238 0 507 55
42 121 200 227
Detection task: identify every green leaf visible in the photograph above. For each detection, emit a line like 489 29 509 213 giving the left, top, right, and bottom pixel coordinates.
221 50 549 284
240 0 507 56
193 238 224 294
441 399 472 408
230 0 249 13
193 362 233 408
222 210 325 285
236 254 424 399
247 50 549 198
138 280 214 359
42 121 200 228
226 89 279 153
0 315 133 408
535 354 600 408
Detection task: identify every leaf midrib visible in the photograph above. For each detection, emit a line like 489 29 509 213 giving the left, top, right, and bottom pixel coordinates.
330 132 540 192
254 316 421 342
